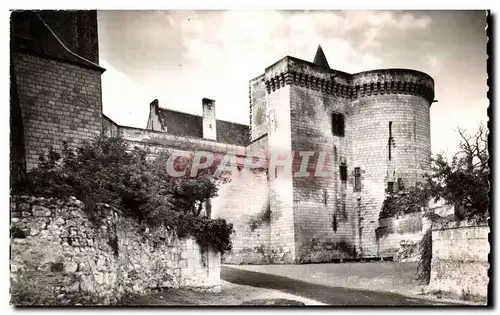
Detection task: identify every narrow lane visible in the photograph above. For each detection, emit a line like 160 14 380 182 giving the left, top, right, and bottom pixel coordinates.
221 266 457 306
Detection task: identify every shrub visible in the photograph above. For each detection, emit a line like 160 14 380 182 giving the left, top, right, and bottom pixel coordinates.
379 184 431 219
426 124 489 223
416 228 432 283
12 136 234 253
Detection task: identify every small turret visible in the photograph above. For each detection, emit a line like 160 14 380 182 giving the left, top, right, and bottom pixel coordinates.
313 45 330 69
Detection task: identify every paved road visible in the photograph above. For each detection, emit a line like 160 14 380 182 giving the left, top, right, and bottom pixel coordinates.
221 265 457 306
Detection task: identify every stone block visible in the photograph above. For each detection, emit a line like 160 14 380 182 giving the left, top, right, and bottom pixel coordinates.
32 205 52 217
64 261 78 273
181 249 194 259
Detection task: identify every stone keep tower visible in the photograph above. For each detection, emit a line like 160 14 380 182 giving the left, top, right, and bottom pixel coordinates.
11 10 105 173
249 46 434 263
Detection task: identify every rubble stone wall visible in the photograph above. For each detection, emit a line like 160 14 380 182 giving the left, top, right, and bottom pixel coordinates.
10 195 220 305
429 221 489 298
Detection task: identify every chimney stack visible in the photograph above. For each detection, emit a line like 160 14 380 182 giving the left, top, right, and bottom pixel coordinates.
202 98 217 140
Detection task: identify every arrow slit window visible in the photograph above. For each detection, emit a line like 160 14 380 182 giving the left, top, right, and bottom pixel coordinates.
388 121 393 161
354 167 361 192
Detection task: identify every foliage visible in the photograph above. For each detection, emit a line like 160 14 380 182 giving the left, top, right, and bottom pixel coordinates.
416 228 432 283
416 124 489 283
176 216 235 253
381 124 489 223
425 124 489 223
13 136 234 253
379 184 431 219
248 204 272 231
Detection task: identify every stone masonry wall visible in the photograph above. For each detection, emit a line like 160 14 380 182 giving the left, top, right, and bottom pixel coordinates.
429 221 489 298
213 169 271 264
104 120 272 265
10 196 221 305
376 211 424 258
12 53 103 171
103 114 120 137
266 84 296 263
289 85 356 263
118 125 247 156
350 94 431 258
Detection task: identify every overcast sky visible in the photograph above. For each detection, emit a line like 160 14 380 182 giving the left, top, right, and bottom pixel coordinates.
97 10 488 157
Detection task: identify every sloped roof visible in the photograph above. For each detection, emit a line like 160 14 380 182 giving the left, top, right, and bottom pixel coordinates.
216 120 250 146
157 109 250 147
11 11 104 72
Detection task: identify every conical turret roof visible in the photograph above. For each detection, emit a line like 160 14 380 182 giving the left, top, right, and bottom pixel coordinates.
313 45 330 69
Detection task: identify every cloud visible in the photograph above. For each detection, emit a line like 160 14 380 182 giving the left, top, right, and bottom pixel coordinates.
100 59 154 128
98 10 439 126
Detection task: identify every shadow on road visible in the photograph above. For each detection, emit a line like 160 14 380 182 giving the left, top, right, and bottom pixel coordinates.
221 266 458 306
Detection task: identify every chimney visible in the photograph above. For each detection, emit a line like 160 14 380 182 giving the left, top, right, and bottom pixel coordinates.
202 98 217 140
147 99 165 131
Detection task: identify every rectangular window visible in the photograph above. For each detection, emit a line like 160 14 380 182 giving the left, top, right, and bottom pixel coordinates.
332 113 345 137
340 164 348 181
387 182 394 193
354 167 361 191
323 189 328 205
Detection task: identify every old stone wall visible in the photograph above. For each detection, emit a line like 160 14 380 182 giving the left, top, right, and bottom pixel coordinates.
118 124 247 156
102 120 273 265
376 211 424 258
429 221 489 298
103 114 120 137
12 53 103 171
266 83 296 263
350 93 431 258
10 196 221 305
289 85 356 263
213 169 271 264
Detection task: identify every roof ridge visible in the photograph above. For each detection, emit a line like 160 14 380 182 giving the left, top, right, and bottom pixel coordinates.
157 107 249 126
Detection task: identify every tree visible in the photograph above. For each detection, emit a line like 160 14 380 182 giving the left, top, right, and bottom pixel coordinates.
417 124 489 283
425 123 489 222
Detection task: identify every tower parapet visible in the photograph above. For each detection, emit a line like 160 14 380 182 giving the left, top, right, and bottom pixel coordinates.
352 69 435 105
261 57 435 105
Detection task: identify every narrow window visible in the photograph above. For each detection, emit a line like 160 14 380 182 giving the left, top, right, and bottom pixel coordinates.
387 182 394 194
332 113 345 137
323 189 328 205
388 121 393 161
340 164 348 181
397 178 404 191
354 167 361 192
